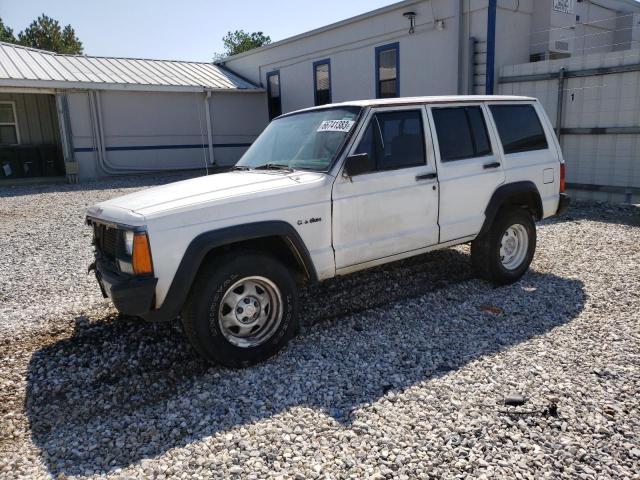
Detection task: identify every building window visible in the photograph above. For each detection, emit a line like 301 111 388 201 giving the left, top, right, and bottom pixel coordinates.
313 59 331 106
355 110 425 171
0 102 19 145
266 71 282 121
375 43 399 99
489 105 548 154
432 106 492 161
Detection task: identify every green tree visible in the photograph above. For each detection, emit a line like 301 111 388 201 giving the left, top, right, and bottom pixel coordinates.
214 30 271 60
0 18 17 43
17 14 83 54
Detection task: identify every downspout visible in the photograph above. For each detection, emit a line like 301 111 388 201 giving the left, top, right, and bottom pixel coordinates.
485 0 497 95
555 67 566 138
456 0 465 94
204 90 215 166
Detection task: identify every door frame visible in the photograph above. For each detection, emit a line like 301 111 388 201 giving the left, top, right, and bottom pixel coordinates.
331 104 440 273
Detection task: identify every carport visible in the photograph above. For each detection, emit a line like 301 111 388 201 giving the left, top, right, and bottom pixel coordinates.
0 91 65 181
0 42 267 183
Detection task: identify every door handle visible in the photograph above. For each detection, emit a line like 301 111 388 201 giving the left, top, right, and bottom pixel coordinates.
483 162 501 169
416 172 437 181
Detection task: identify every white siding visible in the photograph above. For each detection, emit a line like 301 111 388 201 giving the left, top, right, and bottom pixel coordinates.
67 90 268 180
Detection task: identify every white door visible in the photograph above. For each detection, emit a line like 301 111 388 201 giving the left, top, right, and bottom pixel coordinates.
332 107 439 270
428 103 505 242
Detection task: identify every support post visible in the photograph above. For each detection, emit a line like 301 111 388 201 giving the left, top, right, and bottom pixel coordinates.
55 92 77 182
205 91 215 166
486 0 497 95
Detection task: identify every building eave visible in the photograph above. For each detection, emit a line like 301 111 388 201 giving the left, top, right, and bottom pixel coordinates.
216 0 424 64
0 78 264 94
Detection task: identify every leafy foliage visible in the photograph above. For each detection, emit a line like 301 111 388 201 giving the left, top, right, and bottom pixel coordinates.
1 14 83 54
0 18 17 43
214 30 271 60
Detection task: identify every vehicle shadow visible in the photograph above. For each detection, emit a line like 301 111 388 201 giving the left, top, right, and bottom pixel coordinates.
24 249 586 477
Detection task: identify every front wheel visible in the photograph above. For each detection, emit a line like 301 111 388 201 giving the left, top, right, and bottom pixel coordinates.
471 207 537 285
181 252 299 368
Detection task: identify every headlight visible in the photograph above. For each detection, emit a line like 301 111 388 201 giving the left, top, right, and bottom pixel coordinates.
124 230 135 255
119 230 153 276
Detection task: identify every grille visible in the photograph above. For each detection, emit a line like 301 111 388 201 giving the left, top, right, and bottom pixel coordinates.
93 223 122 260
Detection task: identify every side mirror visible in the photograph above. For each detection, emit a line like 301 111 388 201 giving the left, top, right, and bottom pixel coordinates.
343 153 373 177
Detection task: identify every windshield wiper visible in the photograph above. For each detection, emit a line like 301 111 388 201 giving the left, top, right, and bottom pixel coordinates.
253 163 294 172
232 165 252 171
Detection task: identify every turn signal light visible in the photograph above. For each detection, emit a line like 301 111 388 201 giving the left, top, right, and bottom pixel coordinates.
132 233 154 275
560 163 566 193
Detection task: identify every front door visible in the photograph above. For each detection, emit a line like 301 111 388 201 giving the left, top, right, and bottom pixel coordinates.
427 103 506 242
332 107 439 270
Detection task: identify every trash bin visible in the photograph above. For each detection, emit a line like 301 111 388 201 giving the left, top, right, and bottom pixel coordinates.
40 145 64 176
0 149 19 179
18 148 44 178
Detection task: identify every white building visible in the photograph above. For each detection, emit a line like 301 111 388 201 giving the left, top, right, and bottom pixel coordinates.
219 0 640 117
1 0 639 200
0 42 267 182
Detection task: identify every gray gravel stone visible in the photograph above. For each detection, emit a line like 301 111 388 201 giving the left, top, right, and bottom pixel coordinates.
1 178 639 480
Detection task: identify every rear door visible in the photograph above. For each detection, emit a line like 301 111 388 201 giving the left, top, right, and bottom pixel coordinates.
332 106 439 270
427 103 505 242
486 101 561 218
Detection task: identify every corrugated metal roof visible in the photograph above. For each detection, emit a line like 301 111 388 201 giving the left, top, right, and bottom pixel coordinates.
0 42 260 92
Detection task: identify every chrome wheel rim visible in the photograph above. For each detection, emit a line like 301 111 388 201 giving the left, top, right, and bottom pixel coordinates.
217 276 283 348
500 224 529 270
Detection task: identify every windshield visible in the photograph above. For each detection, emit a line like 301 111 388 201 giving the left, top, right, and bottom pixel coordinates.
237 106 362 171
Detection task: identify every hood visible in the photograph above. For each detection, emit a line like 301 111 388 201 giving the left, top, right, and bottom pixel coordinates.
88 171 326 221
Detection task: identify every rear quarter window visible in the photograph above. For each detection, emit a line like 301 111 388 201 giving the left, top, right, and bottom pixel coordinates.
489 104 548 154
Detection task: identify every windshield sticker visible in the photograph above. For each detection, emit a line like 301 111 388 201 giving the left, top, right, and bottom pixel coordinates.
317 120 355 133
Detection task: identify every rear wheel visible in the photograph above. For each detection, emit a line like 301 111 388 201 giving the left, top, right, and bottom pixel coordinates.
182 252 299 368
471 207 536 285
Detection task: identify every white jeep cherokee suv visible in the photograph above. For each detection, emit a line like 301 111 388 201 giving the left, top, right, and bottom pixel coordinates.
87 95 569 367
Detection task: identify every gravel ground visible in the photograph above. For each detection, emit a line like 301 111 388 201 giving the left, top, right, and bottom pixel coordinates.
1 177 639 479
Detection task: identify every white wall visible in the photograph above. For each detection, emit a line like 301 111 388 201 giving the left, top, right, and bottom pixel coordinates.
222 0 467 113
67 89 267 179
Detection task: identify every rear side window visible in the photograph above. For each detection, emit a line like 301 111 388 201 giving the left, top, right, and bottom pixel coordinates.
355 110 425 170
490 104 548 154
432 106 492 161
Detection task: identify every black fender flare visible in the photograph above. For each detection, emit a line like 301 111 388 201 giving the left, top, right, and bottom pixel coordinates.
141 221 317 322
478 181 543 238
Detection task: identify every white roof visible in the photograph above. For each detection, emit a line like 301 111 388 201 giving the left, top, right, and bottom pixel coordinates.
290 95 536 114
0 42 260 93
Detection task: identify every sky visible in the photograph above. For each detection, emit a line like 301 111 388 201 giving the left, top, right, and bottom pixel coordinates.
1 0 395 61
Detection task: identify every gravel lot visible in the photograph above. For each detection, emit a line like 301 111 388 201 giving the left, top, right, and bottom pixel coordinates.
1 176 639 479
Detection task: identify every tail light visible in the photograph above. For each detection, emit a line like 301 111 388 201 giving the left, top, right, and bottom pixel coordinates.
132 232 154 275
560 163 566 193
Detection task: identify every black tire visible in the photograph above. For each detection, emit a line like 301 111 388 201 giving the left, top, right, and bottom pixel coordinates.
471 207 536 285
182 252 299 368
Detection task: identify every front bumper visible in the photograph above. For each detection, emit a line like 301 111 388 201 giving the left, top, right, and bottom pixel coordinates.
556 193 571 216
94 260 157 316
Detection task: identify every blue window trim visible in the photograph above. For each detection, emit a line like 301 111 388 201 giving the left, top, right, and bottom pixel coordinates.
312 59 332 106
375 42 400 99
266 70 281 120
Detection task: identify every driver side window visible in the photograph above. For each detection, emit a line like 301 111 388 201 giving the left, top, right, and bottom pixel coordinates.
355 110 426 171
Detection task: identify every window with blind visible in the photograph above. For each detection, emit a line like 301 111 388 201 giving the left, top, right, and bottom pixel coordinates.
0 102 19 145
375 43 399 99
313 60 331 106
